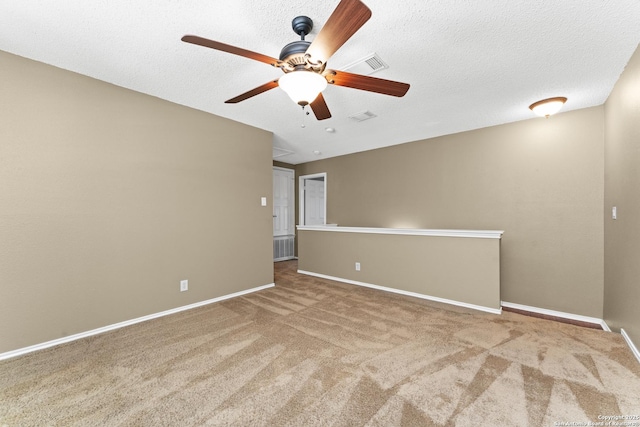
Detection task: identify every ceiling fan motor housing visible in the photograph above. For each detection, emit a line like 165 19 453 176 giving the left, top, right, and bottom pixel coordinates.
279 16 325 72
279 40 311 64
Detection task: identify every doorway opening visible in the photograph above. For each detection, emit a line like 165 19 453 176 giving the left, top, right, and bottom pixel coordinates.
299 173 327 226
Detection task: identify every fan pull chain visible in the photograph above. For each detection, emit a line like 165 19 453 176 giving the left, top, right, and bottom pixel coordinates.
300 105 310 128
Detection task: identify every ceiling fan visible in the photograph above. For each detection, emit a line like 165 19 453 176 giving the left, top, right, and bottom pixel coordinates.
181 0 410 121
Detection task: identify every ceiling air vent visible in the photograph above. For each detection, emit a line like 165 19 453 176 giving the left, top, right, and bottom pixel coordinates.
273 146 295 159
343 53 389 75
348 110 377 122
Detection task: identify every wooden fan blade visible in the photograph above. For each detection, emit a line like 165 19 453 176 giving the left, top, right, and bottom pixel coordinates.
182 35 282 67
225 80 279 104
326 70 410 97
310 93 332 120
305 0 372 65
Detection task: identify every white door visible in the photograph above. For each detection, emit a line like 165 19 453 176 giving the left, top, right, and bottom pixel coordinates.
273 167 295 236
304 178 325 226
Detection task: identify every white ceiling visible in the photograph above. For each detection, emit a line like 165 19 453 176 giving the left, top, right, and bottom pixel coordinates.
1 1 639 164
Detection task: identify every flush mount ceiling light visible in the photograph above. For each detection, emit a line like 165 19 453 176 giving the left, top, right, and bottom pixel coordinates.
279 70 328 106
529 97 567 118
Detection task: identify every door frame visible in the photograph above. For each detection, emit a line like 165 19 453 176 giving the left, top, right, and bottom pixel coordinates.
299 172 327 226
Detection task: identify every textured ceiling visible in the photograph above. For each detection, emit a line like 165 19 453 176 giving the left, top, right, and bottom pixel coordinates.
1 1 639 164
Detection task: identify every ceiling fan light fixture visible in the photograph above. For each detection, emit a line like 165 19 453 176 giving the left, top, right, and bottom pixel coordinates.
279 71 327 106
529 97 567 118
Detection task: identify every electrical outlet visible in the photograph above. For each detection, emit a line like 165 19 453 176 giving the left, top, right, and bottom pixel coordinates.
180 280 188 292
355 262 361 271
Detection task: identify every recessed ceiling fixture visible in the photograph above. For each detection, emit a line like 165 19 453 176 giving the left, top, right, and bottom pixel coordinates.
313 150 322 155
325 127 335 133
529 97 567 118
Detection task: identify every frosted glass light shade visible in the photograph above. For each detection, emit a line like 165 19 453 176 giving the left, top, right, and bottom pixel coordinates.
279 71 327 106
529 97 567 117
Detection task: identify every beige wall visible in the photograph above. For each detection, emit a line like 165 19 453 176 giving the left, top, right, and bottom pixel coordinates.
604 45 640 343
297 107 605 318
273 160 295 169
0 51 274 353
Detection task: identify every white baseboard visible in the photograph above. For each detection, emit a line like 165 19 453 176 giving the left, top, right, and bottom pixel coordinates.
0 283 275 362
298 270 502 315
621 329 640 364
501 301 610 331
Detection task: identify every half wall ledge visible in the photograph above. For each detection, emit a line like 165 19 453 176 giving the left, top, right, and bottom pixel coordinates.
297 226 503 313
297 225 504 239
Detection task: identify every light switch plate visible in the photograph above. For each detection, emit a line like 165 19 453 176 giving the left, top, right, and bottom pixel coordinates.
261 197 267 206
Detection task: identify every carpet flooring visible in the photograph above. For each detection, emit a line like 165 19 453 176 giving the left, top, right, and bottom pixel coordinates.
1 260 639 426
